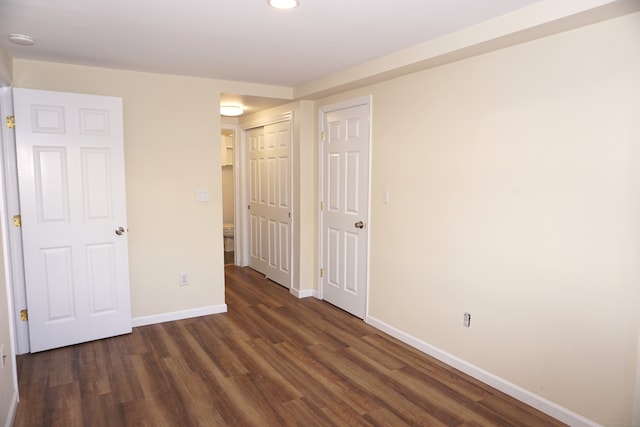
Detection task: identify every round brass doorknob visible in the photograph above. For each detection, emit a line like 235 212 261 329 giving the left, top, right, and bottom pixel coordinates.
115 226 126 236
354 221 364 229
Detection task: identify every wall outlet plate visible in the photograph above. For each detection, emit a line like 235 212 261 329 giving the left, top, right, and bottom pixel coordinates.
463 312 471 327
179 272 189 286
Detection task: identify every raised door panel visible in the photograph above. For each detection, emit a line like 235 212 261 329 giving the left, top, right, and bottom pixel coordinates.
82 149 112 221
41 247 74 322
86 243 117 314
34 147 69 223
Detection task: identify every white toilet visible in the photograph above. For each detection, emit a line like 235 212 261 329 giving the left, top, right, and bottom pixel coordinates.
223 223 234 252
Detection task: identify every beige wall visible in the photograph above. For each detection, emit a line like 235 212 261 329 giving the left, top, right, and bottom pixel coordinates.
13 60 227 317
297 100 318 291
318 12 640 426
0 44 11 85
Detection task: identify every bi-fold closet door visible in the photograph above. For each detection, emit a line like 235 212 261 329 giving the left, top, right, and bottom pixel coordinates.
247 121 291 288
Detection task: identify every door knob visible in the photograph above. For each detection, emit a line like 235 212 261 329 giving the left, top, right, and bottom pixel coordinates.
354 221 365 229
115 226 126 236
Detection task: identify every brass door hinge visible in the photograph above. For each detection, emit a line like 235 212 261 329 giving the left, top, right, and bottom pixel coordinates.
320 201 324 211
321 131 325 142
20 309 28 321
320 268 324 278
13 215 21 227
6 116 15 129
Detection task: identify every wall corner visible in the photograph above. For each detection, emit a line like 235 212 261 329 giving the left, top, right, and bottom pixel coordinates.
0 45 13 86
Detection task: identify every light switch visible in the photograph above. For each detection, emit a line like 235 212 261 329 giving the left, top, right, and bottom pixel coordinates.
196 189 209 202
383 190 390 204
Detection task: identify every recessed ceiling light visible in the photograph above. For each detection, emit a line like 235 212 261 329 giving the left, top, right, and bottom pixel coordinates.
220 105 244 117
268 0 299 10
8 34 35 46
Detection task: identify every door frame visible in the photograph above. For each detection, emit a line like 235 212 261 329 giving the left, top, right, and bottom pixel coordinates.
237 112 294 287
0 87 30 355
0 85 20 415
318 96 372 313
221 124 240 265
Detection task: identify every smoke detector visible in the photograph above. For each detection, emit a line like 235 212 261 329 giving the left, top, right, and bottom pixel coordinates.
8 34 35 46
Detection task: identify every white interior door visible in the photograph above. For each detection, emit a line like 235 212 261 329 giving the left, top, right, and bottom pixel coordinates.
321 98 371 319
247 121 291 288
14 88 132 352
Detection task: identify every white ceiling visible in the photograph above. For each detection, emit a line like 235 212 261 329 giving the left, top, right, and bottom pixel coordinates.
0 0 545 110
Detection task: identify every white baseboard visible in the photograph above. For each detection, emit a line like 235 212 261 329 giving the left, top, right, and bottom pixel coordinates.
291 288 318 299
132 304 227 327
4 390 18 427
365 315 601 427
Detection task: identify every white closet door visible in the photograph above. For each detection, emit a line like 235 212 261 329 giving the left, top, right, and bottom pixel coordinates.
248 121 291 288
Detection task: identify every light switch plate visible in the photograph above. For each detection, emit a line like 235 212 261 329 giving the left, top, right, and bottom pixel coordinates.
196 188 209 202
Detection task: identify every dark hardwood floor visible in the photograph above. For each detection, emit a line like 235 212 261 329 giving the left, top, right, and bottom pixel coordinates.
14 266 566 426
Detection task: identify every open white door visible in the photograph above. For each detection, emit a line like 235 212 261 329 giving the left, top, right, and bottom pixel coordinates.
320 98 371 319
14 88 132 352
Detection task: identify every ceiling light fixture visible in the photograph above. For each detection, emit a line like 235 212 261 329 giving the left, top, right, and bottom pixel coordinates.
220 105 244 117
8 34 35 46
268 0 299 10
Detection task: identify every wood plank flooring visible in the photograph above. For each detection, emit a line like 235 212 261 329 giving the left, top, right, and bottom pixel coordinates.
14 266 566 426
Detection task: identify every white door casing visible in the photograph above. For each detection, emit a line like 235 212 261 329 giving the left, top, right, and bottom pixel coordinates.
320 97 371 319
0 87 31 355
14 88 132 352
247 121 292 288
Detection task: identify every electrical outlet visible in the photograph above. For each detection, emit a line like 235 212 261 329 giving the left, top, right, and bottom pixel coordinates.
179 272 189 286
463 312 471 327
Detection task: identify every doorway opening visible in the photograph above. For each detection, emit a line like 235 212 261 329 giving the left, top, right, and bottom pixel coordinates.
220 107 294 292
221 128 235 265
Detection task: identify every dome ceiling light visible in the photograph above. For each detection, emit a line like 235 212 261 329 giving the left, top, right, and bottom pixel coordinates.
220 105 244 117
268 0 299 10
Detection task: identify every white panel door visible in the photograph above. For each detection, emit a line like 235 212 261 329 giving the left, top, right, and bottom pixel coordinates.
321 100 370 318
247 121 291 288
248 127 267 275
14 88 132 352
